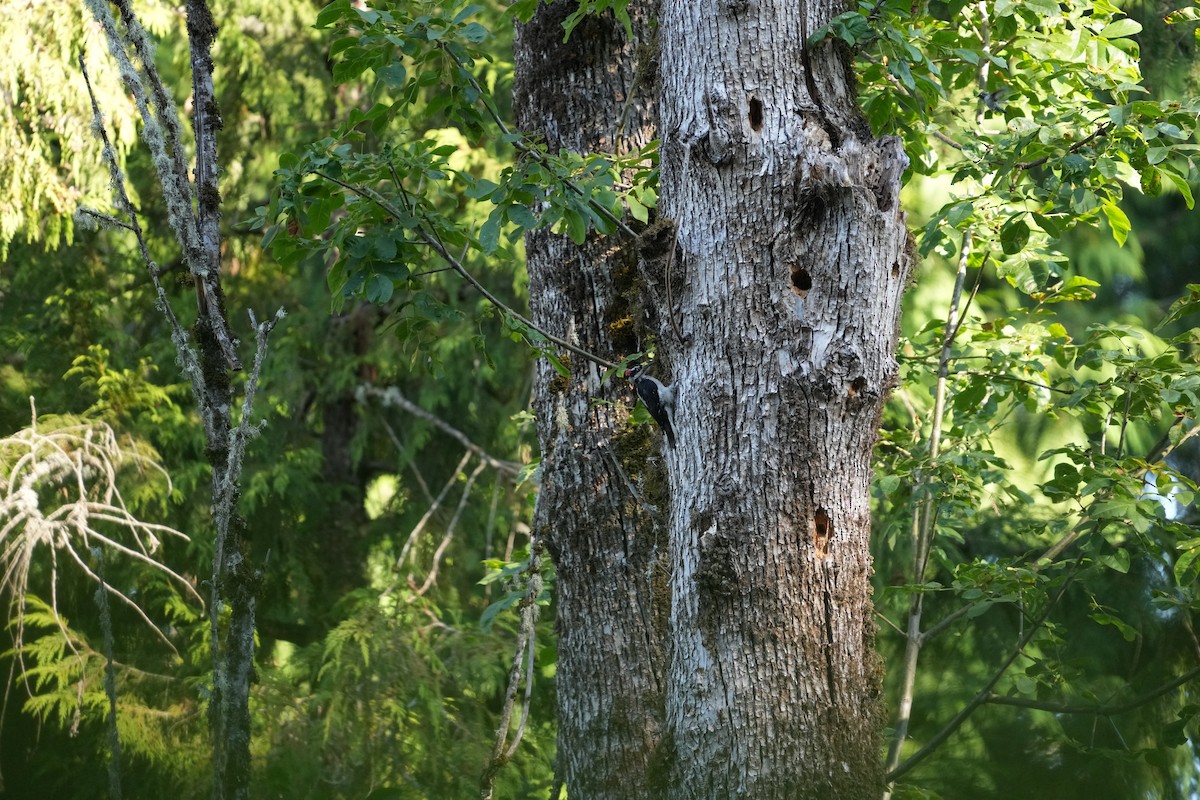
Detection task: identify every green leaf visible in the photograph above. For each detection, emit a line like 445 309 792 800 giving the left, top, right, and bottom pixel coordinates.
564 208 587 245
479 209 503 254
1100 18 1142 39
508 204 537 231
1157 284 1200 330
543 350 570 378
460 22 488 43
1162 167 1196 209
1031 212 1064 239
1092 610 1138 641
1100 549 1130 574
374 234 397 261
626 195 649 223
315 0 351 29
1176 546 1200 585
1101 201 1131 247
506 0 540 21
876 474 901 495
1000 217 1030 255
366 274 394 304
465 178 499 200
1044 275 1099 304
376 62 407 87
946 201 975 228
1166 7 1200 24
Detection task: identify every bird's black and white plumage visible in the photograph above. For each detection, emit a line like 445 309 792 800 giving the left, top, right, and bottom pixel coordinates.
626 364 676 448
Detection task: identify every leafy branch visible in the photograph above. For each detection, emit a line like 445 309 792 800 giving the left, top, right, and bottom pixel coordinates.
313 168 619 370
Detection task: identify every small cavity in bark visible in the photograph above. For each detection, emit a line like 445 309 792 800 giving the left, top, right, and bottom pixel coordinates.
748 96 763 131
814 507 832 560
791 265 811 298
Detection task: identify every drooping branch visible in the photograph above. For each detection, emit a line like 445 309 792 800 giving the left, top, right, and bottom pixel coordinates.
313 170 619 371
479 538 546 800
0 399 201 662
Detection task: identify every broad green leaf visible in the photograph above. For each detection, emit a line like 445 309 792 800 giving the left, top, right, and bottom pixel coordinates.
1100 549 1130 574
946 200 975 228
508 204 537 230
1101 201 1131 247
1162 167 1196 209
315 0 351 28
1100 18 1143 39
366 274 394 304
376 62 406 87
479 208 503 253
564 208 587 245
626 195 649 223
1157 284 1200 330
1000 217 1030 255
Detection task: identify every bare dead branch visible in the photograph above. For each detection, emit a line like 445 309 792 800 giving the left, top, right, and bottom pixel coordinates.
360 385 522 476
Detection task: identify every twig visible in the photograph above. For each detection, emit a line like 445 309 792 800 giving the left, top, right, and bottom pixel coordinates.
1016 124 1112 172
1116 372 1134 460
960 371 1072 395
87 0 242 371
414 459 488 596
77 55 212 437
376 416 437 504
983 664 1200 716
218 308 286 511
440 44 639 242
313 170 618 371
884 230 973 781
393 451 473 573
887 558 1081 783
361 385 522 476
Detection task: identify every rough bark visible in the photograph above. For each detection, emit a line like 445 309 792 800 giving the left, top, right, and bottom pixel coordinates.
516 0 910 796
513 4 669 798
185 3 256 798
654 0 911 797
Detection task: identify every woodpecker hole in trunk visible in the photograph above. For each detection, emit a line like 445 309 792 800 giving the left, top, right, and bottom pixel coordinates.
791 265 811 297
749 96 763 131
848 376 867 397
814 507 832 560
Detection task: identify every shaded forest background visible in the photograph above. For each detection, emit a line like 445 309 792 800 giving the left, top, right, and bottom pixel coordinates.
3 0 1200 798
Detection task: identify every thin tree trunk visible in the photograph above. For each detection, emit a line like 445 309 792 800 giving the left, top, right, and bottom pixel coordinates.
654 0 910 796
513 4 668 798
185 3 256 797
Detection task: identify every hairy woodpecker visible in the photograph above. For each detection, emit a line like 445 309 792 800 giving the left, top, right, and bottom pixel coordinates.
626 364 676 448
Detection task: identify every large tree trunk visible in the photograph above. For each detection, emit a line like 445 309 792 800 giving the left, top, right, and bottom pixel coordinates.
516 0 911 797
654 0 910 794
513 5 668 799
